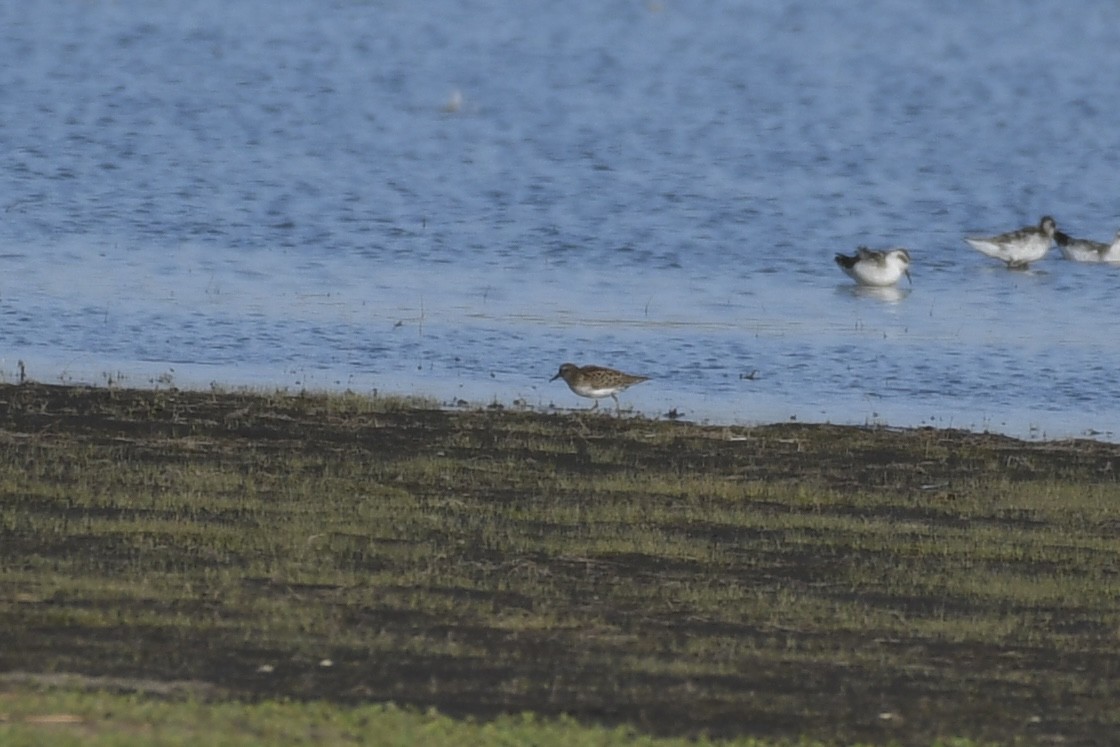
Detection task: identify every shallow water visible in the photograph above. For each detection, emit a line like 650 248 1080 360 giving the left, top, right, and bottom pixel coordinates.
2 1 1119 440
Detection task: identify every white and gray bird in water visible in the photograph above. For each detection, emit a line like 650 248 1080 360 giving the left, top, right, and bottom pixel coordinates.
1055 229 1120 263
964 215 1057 269
834 247 912 287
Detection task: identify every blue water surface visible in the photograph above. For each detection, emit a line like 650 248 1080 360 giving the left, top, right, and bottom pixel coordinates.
1 0 1119 440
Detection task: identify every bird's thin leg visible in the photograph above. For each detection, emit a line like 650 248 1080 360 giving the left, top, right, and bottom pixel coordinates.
589 400 599 411
612 393 621 414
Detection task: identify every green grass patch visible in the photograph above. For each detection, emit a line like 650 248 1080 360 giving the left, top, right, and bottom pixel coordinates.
0 682 1001 747
2 382 1119 746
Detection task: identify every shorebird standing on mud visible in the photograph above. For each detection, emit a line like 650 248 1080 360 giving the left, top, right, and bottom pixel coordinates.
550 363 649 414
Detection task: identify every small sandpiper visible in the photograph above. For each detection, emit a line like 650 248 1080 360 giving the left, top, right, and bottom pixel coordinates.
550 363 649 413
1055 229 1120 263
834 247 912 287
964 215 1057 269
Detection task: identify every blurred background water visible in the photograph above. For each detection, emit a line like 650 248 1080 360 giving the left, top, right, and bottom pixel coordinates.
1 0 1118 440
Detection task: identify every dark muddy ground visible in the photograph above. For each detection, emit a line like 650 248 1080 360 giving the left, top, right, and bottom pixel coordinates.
1 382 1119 746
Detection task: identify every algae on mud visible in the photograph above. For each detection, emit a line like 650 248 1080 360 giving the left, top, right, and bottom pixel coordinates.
1 382 1118 746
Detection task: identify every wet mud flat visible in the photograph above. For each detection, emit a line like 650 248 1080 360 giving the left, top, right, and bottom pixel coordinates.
1 382 1118 746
